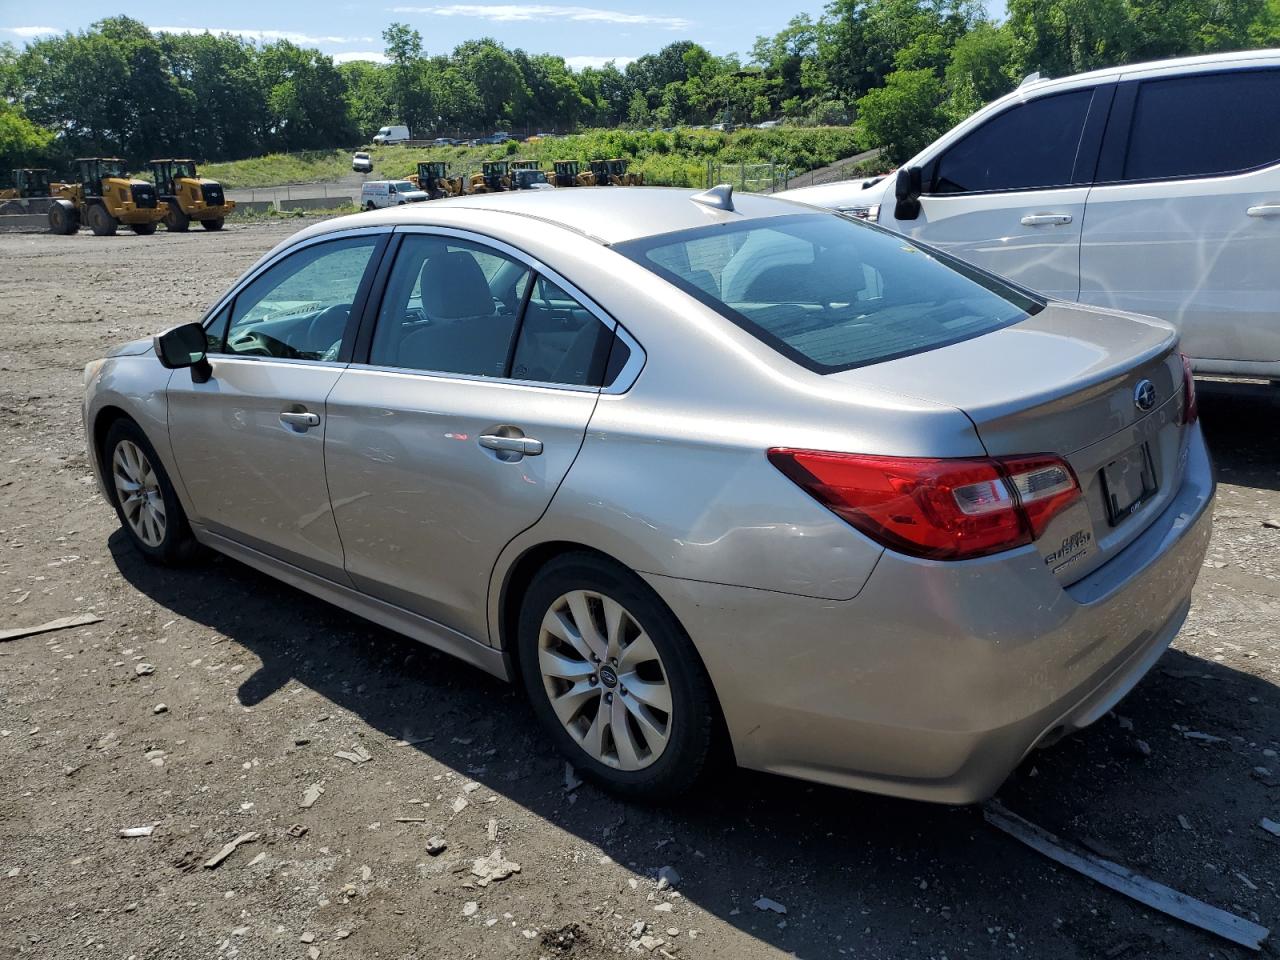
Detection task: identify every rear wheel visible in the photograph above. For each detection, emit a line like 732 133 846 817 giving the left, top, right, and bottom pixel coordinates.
103 418 200 565
130 222 157 236
164 203 190 232
48 201 79 235
87 203 118 237
517 552 719 800
201 217 224 231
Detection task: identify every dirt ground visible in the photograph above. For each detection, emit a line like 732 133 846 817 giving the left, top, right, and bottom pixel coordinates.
1 221 1277 960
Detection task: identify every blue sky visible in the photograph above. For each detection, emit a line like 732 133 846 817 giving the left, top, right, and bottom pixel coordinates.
0 1 1004 70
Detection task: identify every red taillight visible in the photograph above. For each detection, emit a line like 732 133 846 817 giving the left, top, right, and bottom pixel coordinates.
768 448 1081 561
1179 353 1198 425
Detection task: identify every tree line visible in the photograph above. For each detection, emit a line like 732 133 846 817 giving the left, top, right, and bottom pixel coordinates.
1 0 1277 172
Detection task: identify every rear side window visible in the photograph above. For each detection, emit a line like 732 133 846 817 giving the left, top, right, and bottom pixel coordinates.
932 90 1094 194
618 214 1042 373
1123 70 1280 180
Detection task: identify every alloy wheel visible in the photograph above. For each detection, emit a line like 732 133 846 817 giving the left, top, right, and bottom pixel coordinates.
537 590 673 771
112 439 166 547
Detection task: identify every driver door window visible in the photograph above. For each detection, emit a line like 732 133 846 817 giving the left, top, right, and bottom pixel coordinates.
222 237 379 361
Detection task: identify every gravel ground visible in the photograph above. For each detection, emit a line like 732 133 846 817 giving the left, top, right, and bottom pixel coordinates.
1 222 1277 960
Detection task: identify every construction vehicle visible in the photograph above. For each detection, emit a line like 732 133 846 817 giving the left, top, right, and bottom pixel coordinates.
149 159 235 231
469 161 512 193
511 167 553 190
48 158 167 236
0 169 52 212
586 159 643 186
409 161 465 199
553 160 592 187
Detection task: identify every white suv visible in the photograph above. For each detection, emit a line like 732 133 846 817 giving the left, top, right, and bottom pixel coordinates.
778 49 1280 382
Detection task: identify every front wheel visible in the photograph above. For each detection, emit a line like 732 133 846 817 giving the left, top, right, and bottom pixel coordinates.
201 217 224 231
87 203 118 237
48 201 79 235
517 552 719 800
103 418 201 565
164 204 190 231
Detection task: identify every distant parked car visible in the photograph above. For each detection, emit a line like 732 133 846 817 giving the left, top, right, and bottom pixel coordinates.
351 152 372 174
777 48 1280 384
360 180 427 209
432 138 457 147
477 131 515 145
373 125 411 145
755 120 781 129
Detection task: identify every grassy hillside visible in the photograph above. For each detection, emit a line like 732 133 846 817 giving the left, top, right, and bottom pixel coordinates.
199 127 865 189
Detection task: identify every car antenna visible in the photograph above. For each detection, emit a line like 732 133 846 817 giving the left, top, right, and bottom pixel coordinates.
691 183 734 212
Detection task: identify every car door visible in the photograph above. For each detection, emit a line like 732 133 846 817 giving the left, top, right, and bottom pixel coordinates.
323 228 627 642
1080 65 1280 368
882 85 1112 301
167 230 387 581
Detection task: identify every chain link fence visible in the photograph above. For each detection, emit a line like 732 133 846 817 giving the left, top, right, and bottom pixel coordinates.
704 161 795 193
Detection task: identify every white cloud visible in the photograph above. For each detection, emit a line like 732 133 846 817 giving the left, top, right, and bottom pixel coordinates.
563 55 636 71
390 4 690 29
151 26 375 45
332 50 391 64
1 25 60 38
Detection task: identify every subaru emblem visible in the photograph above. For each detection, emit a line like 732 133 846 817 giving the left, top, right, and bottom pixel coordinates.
1134 379 1156 412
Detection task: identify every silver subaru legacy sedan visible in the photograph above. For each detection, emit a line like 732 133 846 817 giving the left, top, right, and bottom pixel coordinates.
83 187 1214 803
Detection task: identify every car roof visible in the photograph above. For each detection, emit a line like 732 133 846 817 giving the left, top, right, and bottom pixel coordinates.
334 186 814 245
1011 46 1280 94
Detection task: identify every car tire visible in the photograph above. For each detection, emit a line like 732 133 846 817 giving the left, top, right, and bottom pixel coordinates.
365 201 376 211
517 552 719 800
103 418 202 565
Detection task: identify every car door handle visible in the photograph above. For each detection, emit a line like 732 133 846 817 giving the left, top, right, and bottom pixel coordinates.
279 411 321 429
1246 204 1280 218
1020 213 1073 226
479 434 543 456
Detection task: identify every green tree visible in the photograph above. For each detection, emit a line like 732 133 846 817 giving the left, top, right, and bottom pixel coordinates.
0 101 55 168
855 67 945 163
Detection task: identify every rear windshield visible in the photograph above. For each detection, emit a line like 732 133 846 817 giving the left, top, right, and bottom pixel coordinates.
616 214 1043 373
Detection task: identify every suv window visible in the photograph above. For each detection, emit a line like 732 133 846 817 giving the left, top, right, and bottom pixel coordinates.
1124 70 1280 181
370 234 532 378
932 89 1094 194
221 237 378 360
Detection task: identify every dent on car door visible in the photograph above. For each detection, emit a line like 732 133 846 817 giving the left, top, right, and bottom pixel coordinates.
888 85 1111 301
167 232 386 579
323 231 620 642
1080 68 1280 365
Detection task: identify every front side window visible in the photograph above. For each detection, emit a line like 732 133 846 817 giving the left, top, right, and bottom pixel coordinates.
221 237 379 360
1123 70 1280 181
618 214 1042 373
932 89 1094 194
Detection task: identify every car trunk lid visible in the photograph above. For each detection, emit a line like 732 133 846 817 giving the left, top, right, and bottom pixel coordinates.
834 303 1188 583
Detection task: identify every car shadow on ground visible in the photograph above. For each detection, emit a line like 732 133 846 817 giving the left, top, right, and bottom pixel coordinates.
107 390 1280 960
1198 378 1280 492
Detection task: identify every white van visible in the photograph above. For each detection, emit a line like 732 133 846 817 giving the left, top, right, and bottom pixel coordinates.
778 49 1280 382
360 180 427 209
372 125 411 145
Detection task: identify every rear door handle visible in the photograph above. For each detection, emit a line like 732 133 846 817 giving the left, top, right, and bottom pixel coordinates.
1246 204 1280 218
1020 213 1073 226
280 410 321 429
479 434 543 456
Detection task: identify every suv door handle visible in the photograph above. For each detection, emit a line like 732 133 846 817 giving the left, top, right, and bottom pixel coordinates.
1247 204 1280 218
1020 213 1073 226
280 410 321 429
479 434 543 456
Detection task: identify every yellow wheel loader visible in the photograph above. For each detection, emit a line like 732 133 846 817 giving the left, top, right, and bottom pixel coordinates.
48 158 167 236
410 161 464 199
552 160 595 187
469 160 512 193
149 159 235 231
0 168 52 213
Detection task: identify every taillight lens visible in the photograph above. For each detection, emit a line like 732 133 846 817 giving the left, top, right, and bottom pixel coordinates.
768 448 1081 561
1179 353 1198 425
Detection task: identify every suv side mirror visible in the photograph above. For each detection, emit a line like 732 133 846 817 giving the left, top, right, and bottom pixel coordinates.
895 166 924 221
155 322 212 383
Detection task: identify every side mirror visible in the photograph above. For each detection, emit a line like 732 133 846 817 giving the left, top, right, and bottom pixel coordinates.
154 322 212 384
894 166 924 221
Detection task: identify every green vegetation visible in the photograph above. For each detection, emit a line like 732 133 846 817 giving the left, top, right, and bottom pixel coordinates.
2 1 1277 173
203 127 864 189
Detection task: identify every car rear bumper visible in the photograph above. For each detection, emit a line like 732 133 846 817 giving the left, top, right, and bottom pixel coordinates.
646 422 1215 804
